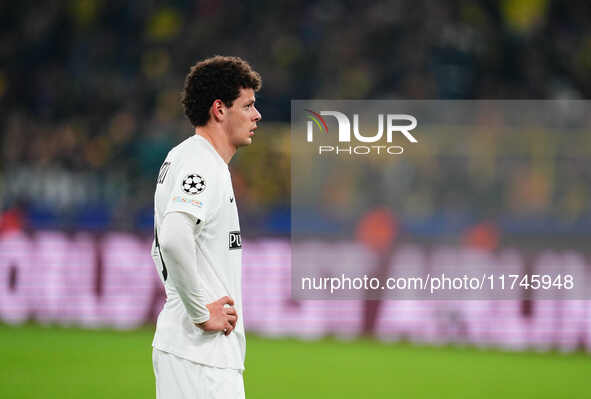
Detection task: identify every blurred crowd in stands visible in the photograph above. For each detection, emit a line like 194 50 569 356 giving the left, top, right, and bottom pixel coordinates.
1 0 591 237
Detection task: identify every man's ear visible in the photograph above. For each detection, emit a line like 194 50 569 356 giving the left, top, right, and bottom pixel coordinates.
211 99 225 121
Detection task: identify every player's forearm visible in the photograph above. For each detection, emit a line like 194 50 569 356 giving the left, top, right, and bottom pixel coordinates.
159 212 210 323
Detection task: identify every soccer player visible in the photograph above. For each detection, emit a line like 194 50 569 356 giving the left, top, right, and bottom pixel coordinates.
150 56 261 399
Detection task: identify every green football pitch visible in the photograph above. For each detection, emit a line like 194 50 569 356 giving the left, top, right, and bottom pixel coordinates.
1 323 589 398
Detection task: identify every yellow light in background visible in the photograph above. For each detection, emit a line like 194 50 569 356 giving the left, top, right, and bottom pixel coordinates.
501 0 549 34
68 0 100 28
146 8 182 41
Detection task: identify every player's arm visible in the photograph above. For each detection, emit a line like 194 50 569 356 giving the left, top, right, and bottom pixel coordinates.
158 212 237 335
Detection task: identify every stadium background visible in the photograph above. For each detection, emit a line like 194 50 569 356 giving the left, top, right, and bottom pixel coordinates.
2 1 591 398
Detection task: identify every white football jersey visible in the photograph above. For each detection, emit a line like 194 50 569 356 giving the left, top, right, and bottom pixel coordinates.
151 134 245 370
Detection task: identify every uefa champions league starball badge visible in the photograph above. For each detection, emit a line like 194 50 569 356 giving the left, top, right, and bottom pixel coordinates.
182 174 206 195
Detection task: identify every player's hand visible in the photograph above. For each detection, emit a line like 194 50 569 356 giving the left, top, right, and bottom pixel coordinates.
196 296 238 336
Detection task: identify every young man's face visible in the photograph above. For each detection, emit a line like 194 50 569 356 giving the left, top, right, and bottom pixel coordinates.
224 88 261 148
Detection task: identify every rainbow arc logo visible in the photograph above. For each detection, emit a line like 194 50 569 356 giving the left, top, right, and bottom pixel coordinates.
305 109 328 134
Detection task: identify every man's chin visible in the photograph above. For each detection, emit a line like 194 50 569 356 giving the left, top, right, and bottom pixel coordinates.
236 138 252 148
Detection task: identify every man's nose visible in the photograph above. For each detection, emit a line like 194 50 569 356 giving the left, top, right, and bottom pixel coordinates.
253 107 262 121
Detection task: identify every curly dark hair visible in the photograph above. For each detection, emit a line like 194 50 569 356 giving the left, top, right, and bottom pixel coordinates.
181 56 262 127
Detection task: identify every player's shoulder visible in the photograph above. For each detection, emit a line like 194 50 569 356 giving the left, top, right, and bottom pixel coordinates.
167 135 195 160
180 135 225 171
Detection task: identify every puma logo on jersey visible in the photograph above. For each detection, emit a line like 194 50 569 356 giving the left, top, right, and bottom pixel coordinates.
229 231 241 249
230 197 234 203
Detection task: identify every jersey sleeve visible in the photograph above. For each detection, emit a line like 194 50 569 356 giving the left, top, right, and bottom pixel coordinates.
164 160 222 222
158 212 210 324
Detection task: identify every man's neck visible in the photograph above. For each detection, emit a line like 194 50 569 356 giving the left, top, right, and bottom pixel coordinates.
194 125 235 164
